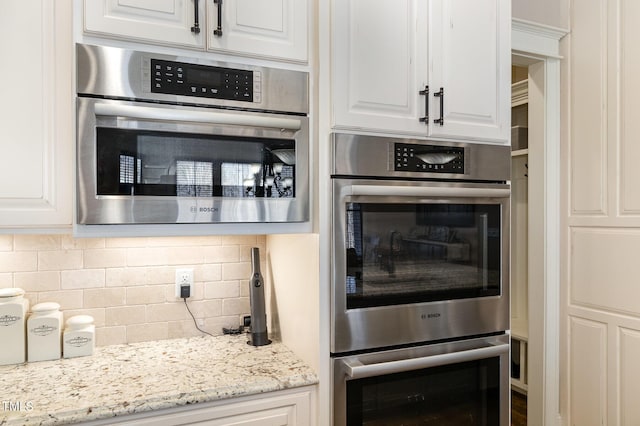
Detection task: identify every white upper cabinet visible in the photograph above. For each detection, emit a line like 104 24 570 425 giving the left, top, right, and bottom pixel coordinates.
207 0 308 62
84 0 205 49
0 0 73 229
332 0 510 143
83 0 308 62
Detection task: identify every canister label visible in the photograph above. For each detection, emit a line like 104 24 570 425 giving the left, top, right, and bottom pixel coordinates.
30 325 57 336
65 336 91 347
0 314 20 327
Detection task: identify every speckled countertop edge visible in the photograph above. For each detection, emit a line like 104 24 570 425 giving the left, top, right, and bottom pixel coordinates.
0 334 318 425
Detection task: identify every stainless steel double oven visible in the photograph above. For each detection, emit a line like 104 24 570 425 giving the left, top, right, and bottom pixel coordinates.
331 133 511 425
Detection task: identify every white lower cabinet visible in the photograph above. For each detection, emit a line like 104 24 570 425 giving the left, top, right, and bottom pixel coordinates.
80 386 315 426
0 0 73 229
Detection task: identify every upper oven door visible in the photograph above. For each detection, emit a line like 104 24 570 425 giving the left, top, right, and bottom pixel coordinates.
331 179 510 353
77 97 309 225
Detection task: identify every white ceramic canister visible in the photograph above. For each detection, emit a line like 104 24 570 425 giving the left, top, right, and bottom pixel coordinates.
0 288 29 365
63 315 95 358
27 302 63 362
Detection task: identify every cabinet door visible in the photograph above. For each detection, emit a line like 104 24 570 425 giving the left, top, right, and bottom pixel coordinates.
84 0 204 49
0 0 73 229
428 0 510 143
332 0 429 136
207 0 308 62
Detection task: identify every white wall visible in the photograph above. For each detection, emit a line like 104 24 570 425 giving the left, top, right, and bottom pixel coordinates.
512 0 569 28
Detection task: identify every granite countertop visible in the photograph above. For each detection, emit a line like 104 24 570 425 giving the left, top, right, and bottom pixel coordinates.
0 335 318 425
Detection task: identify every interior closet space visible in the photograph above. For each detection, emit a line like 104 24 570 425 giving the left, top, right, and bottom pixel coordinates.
511 65 529 397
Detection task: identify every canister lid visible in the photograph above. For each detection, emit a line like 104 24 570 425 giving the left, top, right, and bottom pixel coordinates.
0 288 25 299
65 315 94 328
31 302 61 313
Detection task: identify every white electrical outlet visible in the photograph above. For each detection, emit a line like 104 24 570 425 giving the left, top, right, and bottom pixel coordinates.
175 268 194 298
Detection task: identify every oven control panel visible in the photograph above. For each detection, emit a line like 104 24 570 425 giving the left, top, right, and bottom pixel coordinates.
394 143 465 174
150 59 259 103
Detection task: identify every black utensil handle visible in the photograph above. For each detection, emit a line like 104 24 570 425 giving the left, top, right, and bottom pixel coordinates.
190 0 200 34
434 87 444 126
418 85 429 123
213 0 223 37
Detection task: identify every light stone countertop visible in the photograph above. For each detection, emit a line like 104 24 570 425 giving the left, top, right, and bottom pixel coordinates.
0 334 318 425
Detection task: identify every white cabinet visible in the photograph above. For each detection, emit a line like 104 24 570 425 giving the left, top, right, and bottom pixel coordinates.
81 386 315 426
83 0 308 62
332 0 510 143
207 0 308 62
0 0 73 230
84 0 205 49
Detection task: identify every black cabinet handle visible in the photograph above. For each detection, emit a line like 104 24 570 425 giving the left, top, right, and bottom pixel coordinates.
213 0 223 37
433 87 444 126
190 0 201 34
418 85 429 123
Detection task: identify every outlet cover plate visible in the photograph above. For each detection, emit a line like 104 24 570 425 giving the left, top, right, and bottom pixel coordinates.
175 268 194 298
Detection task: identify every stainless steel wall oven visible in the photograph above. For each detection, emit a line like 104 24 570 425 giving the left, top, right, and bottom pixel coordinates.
76 44 309 226
331 133 511 425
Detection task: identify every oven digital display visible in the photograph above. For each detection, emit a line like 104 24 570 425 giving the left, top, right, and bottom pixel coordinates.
150 59 254 102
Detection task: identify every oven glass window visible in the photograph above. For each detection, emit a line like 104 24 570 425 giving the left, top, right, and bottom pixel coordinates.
345 203 501 309
346 357 501 425
96 128 295 198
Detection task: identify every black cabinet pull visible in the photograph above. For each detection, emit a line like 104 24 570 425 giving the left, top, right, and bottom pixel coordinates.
433 87 444 126
213 0 223 37
190 0 201 34
418 85 429 123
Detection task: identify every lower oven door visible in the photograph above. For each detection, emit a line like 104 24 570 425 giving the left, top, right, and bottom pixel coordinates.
332 334 510 426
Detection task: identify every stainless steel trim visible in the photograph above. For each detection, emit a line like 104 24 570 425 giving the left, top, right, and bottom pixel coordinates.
348 184 510 199
94 103 302 130
77 43 309 114
331 178 510 353
332 334 510 426
332 133 510 181
344 342 509 379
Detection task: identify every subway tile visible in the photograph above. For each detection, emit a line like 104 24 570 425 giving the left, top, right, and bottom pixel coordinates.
145 266 175 285
0 273 13 288
105 305 146 326
126 286 165 305
198 264 222 282
168 320 202 339
146 303 189 323
14 271 60 292
204 281 240 299
126 322 169 343
222 297 250 316
61 236 105 250
105 238 149 248
189 299 222 318
14 235 61 251
84 287 126 308
0 236 13 251
105 267 148 287
23 293 38 309
38 250 83 271
219 235 259 246
147 236 220 247
222 262 251 281
61 269 105 290
95 326 127 347
165 246 204 265
84 248 127 269
203 245 241 263
36 290 83 310
62 308 106 327
126 247 168 266
0 252 38 273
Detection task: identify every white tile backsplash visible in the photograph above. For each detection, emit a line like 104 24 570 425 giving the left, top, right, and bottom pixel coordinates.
2 234 262 346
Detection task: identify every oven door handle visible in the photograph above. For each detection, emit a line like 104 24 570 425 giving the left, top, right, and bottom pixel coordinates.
94 103 302 130
343 342 509 380
348 184 510 199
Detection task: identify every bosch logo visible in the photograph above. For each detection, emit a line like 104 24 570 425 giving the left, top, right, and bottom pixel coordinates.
421 313 441 320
